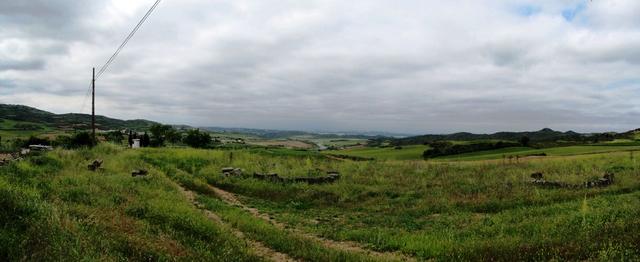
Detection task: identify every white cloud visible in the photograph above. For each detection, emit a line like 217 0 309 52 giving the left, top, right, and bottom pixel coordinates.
1 0 640 133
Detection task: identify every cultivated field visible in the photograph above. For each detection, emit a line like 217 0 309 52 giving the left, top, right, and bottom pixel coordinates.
2 143 639 261
324 145 429 160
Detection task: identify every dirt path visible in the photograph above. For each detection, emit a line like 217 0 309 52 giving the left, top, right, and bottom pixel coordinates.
177 186 298 262
205 183 415 262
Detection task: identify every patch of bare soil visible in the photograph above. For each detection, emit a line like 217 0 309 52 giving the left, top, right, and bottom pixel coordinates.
177 186 297 262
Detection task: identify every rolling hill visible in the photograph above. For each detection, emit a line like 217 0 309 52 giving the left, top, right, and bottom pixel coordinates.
0 104 158 131
380 128 625 146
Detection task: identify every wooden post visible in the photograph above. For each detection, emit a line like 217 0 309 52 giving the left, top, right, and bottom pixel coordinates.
92 67 96 142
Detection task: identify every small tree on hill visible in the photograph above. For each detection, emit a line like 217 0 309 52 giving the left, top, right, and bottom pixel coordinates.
183 129 212 148
105 131 124 144
520 136 531 147
149 124 176 147
141 132 151 147
128 130 134 147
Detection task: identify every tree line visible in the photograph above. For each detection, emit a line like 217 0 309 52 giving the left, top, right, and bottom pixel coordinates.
7 124 215 150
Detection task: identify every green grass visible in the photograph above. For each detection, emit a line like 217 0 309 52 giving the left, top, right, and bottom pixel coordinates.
138 147 640 261
4 143 640 261
0 144 260 261
437 145 640 161
0 119 56 141
324 145 429 160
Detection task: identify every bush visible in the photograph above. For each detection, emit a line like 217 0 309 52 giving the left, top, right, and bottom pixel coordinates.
423 141 521 158
55 132 96 149
104 131 124 144
149 124 182 147
183 129 212 148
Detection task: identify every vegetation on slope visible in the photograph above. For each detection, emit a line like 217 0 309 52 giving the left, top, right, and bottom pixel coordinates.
138 147 640 260
0 104 157 131
0 145 260 261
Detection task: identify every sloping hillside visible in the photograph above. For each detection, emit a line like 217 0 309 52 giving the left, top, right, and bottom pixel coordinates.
0 104 157 131
381 128 623 146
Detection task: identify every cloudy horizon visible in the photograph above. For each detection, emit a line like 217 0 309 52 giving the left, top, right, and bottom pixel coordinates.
1 0 640 134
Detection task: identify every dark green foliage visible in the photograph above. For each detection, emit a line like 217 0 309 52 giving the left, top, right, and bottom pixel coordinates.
141 132 151 147
149 124 181 147
55 132 96 148
520 136 531 146
128 130 134 147
104 131 124 144
13 123 43 131
423 141 522 158
0 104 157 131
384 128 615 146
183 129 212 148
16 136 51 147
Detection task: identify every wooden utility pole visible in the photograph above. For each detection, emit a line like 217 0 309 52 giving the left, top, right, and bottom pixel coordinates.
92 67 96 141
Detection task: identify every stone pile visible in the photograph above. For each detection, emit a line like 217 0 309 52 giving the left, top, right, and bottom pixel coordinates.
222 167 243 177
584 173 614 188
132 169 149 177
87 159 103 171
253 171 341 184
530 172 616 189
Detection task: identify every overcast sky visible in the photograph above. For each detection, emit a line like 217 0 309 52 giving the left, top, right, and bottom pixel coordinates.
1 0 639 134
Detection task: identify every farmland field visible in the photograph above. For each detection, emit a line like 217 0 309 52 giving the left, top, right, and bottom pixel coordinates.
324 142 640 162
324 145 429 160
3 143 640 261
437 144 640 161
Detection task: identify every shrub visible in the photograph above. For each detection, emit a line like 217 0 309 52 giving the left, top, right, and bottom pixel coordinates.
423 141 521 158
183 129 212 148
104 131 124 144
55 132 96 149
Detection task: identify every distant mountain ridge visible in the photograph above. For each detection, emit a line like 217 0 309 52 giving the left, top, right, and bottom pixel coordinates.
0 104 157 131
383 128 629 146
200 126 401 139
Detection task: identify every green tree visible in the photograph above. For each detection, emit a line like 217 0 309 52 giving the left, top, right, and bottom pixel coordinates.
105 131 124 144
520 136 531 147
141 132 151 147
149 124 173 147
183 129 212 148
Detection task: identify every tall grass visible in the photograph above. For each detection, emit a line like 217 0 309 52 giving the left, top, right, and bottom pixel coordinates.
141 147 640 261
0 144 260 261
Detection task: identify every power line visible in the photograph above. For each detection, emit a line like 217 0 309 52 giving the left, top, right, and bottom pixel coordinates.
96 0 162 79
79 81 92 113
79 0 162 113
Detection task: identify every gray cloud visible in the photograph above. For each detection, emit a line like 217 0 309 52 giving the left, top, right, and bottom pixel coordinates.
1 0 640 134
0 59 44 71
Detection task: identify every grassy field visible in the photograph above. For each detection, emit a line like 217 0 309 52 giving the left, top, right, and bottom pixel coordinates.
324 145 429 160
0 119 55 140
2 144 640 260
323 141 640 162
306 138 368 148
437 144 640 161
145 147 640 260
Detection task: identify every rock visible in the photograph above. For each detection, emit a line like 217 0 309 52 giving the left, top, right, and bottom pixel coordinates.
132 169 149 177
585 173 615 188
87 159 103 171
253 173 284 182
254 171 341 184
222 167 243 177
530 172 544 180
